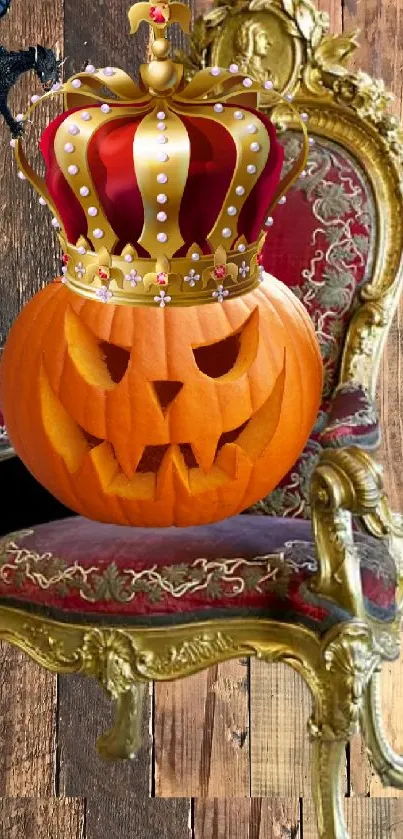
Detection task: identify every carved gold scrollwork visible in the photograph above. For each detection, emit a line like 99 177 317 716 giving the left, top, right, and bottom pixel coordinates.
306 623 380 839
181 0 402 162
310 441 403 621
361 669 403 789
313 623 380 742
21 621 82 670
134 631 241 679
310 447 385 617
70 627 248 691
0 603 400 834
80 629 140 697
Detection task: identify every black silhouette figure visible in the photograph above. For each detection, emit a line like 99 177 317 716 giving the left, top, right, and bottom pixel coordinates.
0 0 62 137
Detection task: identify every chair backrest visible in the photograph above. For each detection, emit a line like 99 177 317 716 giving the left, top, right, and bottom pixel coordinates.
181 0 403 518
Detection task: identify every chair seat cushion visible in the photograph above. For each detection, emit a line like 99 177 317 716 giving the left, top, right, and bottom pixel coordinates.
0 515 396 631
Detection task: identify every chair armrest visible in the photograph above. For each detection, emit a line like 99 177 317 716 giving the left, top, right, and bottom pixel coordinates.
310 447 393 618
319 381 380 450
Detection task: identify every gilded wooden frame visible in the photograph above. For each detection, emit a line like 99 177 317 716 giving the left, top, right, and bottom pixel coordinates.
2 2 403 836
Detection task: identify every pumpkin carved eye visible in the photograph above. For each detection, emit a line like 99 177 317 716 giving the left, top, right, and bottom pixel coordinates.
99 341 130 384
65 308 130 388
192 307 259 380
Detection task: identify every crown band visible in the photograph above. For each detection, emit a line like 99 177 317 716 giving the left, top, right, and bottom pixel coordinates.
61 239 262 306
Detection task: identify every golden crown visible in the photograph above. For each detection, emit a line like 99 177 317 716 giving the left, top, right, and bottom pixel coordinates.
14 0 308 307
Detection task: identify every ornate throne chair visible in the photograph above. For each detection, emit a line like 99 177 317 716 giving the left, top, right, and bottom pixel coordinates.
1 2 403 837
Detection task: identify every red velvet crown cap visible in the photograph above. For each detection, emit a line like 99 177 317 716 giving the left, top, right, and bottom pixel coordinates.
39 102 284 257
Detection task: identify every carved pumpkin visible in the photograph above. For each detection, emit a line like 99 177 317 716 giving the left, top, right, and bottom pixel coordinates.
0 277 322 527
1 3 323 526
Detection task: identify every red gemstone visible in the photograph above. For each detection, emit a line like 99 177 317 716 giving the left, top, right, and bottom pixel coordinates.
213 264 227 279
157 272 168 286
98 267 109 280
149 6 166 23
62 253 69 265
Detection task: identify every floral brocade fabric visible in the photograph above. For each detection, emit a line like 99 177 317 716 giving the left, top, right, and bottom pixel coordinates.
319 381 379 449
250 133 376 519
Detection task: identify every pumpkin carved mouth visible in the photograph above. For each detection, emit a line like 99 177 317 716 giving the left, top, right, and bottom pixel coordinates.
1 276 322 527
39 360 286 500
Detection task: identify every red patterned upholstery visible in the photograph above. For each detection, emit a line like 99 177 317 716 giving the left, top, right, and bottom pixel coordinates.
253 133 376 518
320 382 379 449
0 515 396 629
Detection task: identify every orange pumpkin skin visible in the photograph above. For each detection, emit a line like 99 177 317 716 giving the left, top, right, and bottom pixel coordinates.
0 275 322 527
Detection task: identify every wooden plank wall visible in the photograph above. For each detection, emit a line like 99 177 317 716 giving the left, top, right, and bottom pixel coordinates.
0 0 403 837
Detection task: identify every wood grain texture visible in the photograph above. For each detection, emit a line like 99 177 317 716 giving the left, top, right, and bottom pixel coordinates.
303 797 403 838
57 674 152 798
85 797 191 839
63 0 149 81
346 798 403 838
250 661 313 797
0 644 56 796
194 798 301 838
317 0 342 33
154 661 250 796
0 0 63 345
344 0 403 117
0 798 85 839
0 0 61 806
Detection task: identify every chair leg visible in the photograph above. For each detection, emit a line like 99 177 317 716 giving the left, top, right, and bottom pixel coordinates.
97 681 146 761
311 735 349 839
361 666 403 788
307 623 381 839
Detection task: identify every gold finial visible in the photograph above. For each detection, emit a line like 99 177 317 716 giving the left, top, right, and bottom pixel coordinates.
128 1 191 37
129 0 190 95
140 36 182 94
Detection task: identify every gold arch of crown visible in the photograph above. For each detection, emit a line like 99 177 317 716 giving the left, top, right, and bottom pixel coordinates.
14 0 308 307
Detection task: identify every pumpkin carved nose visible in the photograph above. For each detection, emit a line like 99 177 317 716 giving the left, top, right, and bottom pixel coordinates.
151 380 183 414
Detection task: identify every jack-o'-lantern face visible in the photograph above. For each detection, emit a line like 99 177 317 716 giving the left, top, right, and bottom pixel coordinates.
1 280 322 526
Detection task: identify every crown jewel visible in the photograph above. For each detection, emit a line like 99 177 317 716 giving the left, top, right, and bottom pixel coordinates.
15 0 308 306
